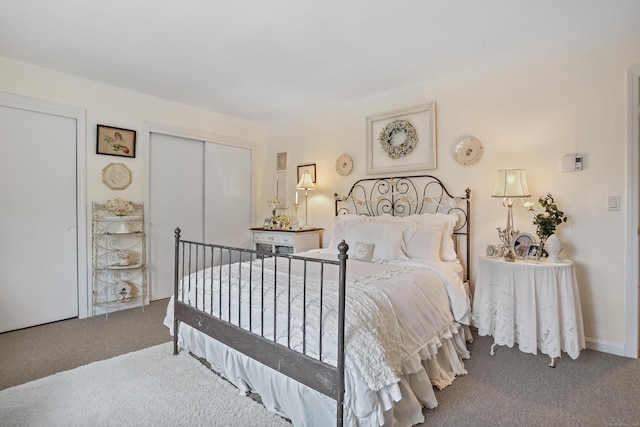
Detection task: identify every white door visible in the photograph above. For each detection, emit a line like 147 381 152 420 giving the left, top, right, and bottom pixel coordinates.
0 105 78 332
148 131 251 300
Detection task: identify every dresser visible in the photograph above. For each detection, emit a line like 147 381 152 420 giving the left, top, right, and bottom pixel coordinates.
472 256 585 367
250 228 322 255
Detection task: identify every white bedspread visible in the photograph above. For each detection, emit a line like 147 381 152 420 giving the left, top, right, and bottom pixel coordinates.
164 251 470 426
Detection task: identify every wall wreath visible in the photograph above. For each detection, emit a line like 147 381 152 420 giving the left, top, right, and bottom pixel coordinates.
378 119 418 159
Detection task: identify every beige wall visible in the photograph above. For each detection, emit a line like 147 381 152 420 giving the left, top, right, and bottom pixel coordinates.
263 30 640 354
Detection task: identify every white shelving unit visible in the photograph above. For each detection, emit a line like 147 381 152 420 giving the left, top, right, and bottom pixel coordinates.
92 201 147 317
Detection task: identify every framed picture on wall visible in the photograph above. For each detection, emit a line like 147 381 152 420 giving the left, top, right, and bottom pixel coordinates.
366 102 436 174
97 125 136 158
276 152 288 171
297 163 316 183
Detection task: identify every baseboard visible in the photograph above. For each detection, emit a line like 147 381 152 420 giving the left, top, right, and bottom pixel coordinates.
586 337 629 358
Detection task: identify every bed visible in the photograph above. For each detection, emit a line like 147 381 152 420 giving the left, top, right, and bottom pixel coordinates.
164 175 472 426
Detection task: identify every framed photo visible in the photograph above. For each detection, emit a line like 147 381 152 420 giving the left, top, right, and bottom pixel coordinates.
526 244 540 260
263 218 272 228
276 152 288 171
297 163 316 183
366 102 436 174
512 232 535 259
97 125 136 158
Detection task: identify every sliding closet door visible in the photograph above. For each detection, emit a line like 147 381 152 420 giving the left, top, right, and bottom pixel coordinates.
204 142 251 247
148 132 252 300
149 133 204 300
0 105 78 332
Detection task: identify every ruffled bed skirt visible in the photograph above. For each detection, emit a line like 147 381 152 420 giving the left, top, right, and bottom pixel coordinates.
173 321 470 427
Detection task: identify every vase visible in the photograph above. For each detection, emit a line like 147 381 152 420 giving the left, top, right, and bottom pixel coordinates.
546 234 563 262
536 235 547 261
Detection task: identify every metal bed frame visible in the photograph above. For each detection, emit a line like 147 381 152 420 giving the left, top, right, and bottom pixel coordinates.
172 175 470 427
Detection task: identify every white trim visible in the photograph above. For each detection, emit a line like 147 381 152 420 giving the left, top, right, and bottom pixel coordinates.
586 337 626 357
626 66 640 358
0 91 88 319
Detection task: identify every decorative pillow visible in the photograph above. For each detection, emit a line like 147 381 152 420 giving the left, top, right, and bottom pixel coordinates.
352 242 375 262
404 224 443 261
408 212 459 261
343 221 410 260
328 214 366 250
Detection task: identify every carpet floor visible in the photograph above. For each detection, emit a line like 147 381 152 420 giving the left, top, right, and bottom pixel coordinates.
0 342 291 427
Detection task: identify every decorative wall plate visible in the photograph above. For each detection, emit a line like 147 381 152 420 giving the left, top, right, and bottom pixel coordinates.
454 137 483 166
336 154 354 176
102 162 132 190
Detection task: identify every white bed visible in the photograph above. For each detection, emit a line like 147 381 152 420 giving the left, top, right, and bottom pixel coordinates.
165 175 472 426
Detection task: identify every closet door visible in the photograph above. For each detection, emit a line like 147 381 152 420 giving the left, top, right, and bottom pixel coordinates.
148 132 251 300
0 105 78 332
149 133 204 300
204 142 251 248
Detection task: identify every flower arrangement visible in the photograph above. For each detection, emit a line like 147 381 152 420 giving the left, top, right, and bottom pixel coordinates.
106 198 134 215
117 249 130 259
117 249 130 265
524 193 568 254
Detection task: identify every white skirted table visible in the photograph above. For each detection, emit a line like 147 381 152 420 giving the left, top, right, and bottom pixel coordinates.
472 256 586 367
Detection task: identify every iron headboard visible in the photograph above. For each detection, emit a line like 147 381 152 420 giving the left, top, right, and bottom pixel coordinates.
334 175 471 280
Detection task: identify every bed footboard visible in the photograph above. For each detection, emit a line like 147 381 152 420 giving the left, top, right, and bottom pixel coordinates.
173 228 348 426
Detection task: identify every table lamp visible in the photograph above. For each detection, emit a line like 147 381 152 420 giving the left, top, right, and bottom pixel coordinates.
492 169 530 261
296 170 315 228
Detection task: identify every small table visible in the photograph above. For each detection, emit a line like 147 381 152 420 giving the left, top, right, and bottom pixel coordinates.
249 227 322 255
472 256 585 367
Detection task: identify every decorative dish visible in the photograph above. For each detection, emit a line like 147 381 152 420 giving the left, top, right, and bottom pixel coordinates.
454 137 483 166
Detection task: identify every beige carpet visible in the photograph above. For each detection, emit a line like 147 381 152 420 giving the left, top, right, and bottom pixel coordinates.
0 342 291 427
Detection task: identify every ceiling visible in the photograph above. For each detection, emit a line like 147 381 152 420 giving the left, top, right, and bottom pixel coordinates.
2 1 640 122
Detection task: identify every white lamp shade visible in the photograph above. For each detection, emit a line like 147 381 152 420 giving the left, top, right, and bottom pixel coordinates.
296 171 315 190
492 169 530 198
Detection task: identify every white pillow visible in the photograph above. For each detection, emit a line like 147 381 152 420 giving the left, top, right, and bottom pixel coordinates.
404 224 443 261
328 214 365 250
343 221 410 261
409 212 459 261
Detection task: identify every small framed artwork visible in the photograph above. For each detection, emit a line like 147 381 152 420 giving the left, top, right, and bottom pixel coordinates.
526 244 540 260
366 102 436 174
512 232 535 259
97 125 136 158
263 218 272 228
276 152 288 171
297 163 316 183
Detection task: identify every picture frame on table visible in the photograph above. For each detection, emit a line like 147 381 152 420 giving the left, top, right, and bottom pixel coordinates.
297 163 316 183
512 232 535 259
486 244 499 258
526 244 540 260
366 102 436 174
97 125 136 158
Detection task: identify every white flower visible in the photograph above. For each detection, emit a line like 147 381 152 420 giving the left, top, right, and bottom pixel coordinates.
106 198 134 213
523 201 535 209
542 212 550 218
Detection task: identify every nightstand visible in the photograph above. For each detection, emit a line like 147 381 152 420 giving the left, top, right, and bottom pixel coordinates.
250 228 322 255
472 256 586 367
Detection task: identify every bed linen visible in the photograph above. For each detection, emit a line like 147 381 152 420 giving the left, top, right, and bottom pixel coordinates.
164 250 471 427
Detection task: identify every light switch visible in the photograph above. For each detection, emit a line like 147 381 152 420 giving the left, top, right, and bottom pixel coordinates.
608 196 620 211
